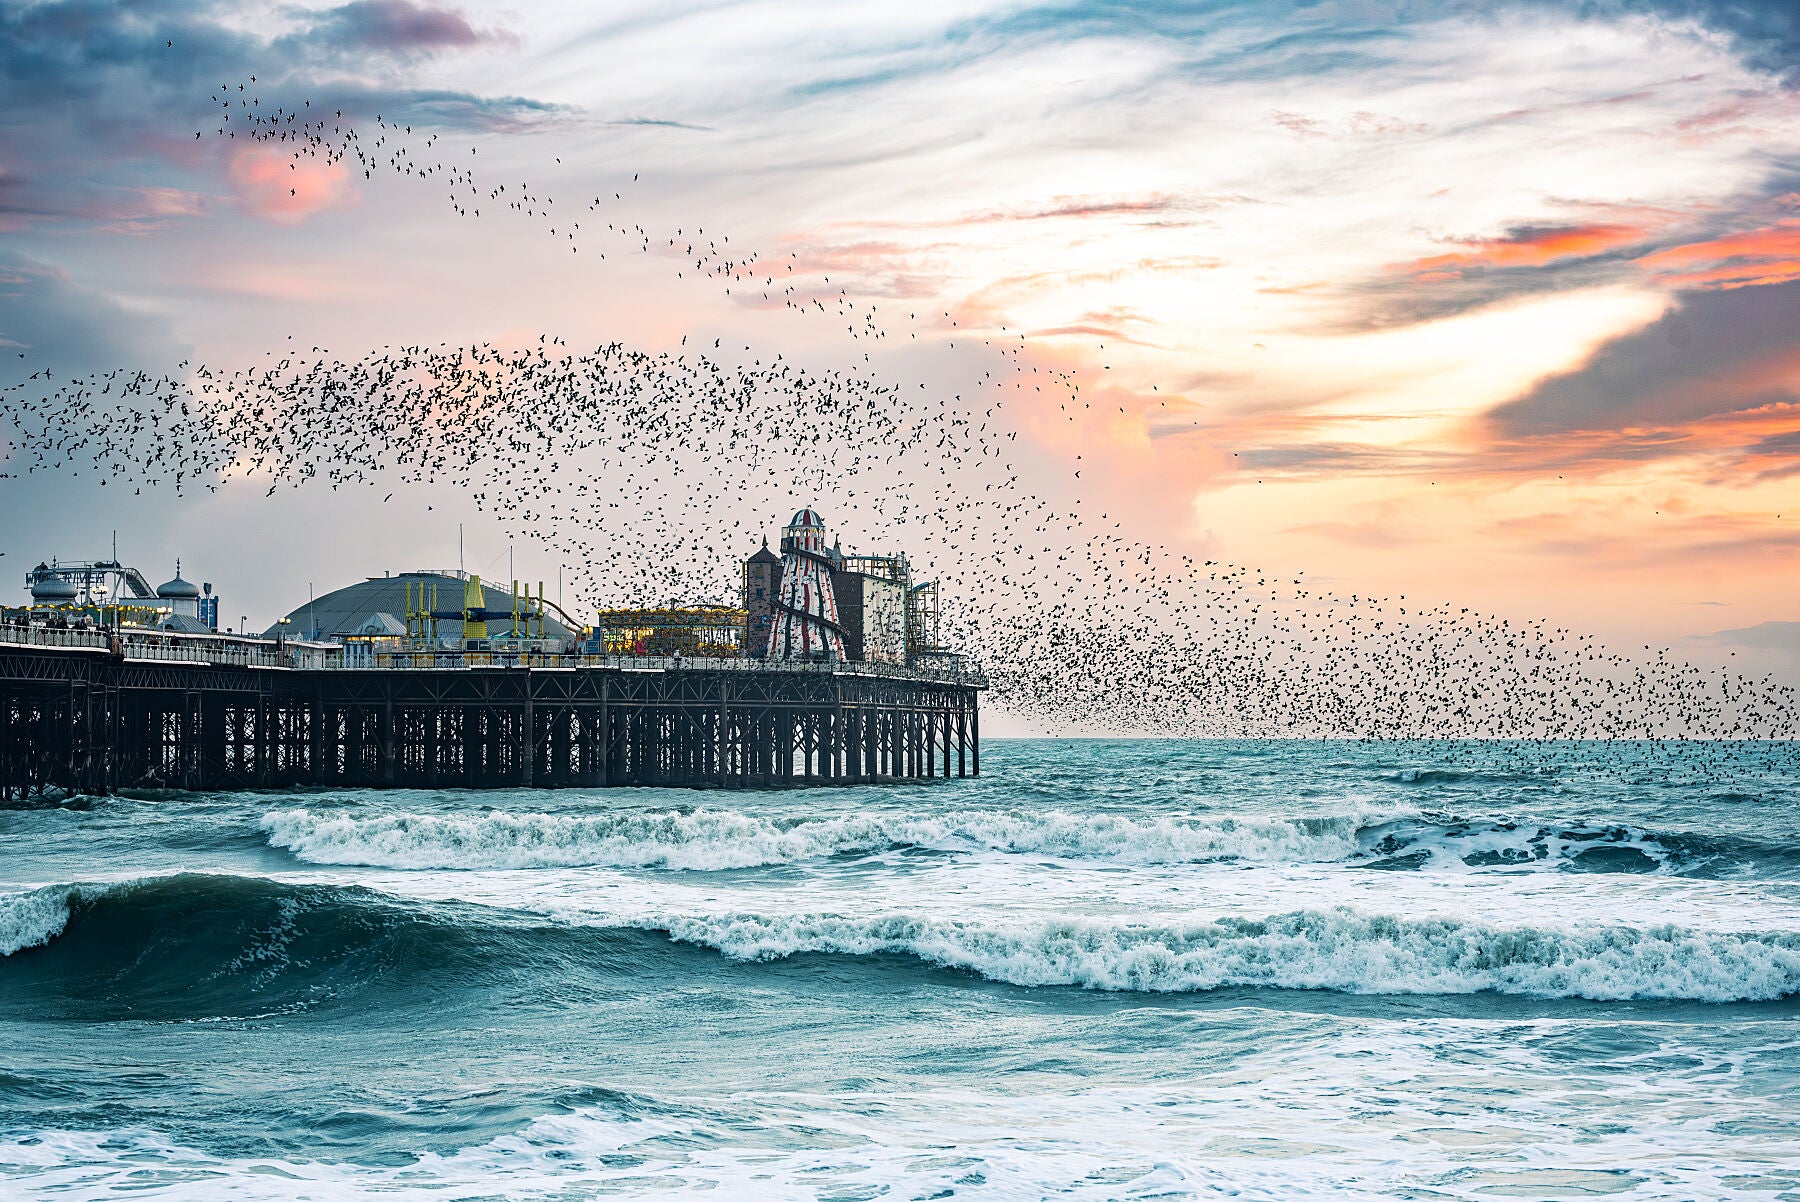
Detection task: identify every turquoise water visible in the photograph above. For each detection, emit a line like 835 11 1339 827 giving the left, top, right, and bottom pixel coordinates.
4 739 1799 1199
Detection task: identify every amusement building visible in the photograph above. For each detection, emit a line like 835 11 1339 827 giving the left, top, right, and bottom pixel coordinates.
8 508 959 672
244 507 957 670
0 508 978 796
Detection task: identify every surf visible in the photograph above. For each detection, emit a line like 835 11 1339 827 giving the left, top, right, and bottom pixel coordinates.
8 873 1798 1007
258 803 1777 877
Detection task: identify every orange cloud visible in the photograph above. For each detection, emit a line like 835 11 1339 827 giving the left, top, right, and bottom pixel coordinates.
228 148 356 225
1471 399 1800 483
1397 222 1652 275
1637 219 1800 290
1389 211 1800 296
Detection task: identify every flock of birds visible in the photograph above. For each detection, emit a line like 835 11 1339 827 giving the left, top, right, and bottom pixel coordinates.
3 67 1796 770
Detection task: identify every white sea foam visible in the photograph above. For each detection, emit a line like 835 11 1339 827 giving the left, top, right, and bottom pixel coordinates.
644 907 1800 1001
259 805 1415 871
3 1067 1786 1201
0 886 74 956
1355 815 1692 873
260 803 1715 878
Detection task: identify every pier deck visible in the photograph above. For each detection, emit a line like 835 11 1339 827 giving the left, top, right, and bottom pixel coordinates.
0 628 981 796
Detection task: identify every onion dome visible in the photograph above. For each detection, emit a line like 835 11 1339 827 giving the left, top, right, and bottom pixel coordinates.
30 577 78 602
156 574 200 600
788 508 824 529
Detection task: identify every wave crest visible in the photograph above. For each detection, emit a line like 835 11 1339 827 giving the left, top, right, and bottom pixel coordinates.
0 885 75 956
650 908 1800 1002
259 804 1752 877
7 874 1797 1003
259 805 1408 871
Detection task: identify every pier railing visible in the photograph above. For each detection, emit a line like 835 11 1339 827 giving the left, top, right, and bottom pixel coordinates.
362 650 987 687
0 624 985 687
0 624 340 669
0 624 109 652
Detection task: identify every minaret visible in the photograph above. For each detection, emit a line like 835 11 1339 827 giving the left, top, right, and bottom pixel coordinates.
767 508 845 661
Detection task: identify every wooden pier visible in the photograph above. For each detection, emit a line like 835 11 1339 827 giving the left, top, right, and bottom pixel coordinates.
0 632 981 797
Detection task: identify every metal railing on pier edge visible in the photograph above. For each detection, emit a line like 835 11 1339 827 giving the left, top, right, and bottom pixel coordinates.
0 624 987 688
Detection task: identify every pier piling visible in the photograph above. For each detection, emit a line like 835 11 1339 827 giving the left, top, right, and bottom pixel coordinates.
0 635 981 797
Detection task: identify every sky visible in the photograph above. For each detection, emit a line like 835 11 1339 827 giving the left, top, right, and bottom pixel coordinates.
1 0 1797 680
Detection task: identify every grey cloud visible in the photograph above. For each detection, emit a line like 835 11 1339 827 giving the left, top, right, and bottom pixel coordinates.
1618 0 1800 80
793 0 1800 109
0 252 179 377
1695 621 1800 679
1703 621 1800 652
304 1 502 55
0 250 193 569
605 118 719 132
1327 256 1634 332
1487 280 1800 437
0 0 545 230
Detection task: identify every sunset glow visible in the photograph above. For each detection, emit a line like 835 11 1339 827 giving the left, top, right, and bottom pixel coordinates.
1 0 1796 675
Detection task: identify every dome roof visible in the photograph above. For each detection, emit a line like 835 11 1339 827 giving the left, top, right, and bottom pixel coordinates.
156 575 200 599
788 508 825 529
260 572 575 642
30 577 78 601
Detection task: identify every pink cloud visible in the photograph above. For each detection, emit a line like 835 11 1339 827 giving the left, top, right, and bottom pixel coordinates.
228 148 357 225
313 0 514 54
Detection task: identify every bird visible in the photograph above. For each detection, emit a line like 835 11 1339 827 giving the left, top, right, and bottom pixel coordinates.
0 72 1789 762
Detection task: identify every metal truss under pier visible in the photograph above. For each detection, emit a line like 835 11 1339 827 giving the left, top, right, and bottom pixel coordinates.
0 645 981 797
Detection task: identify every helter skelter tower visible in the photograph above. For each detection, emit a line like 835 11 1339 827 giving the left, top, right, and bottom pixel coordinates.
767 508 846 661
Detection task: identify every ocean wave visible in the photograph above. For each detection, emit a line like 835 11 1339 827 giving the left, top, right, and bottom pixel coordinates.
1353 815 1724 874
0 886 75 957
1387 767 1475 785
260 805 1411 871
647 908 1800 1002
0 874 542 1020
259 804 1765 877
5 874 1798 1004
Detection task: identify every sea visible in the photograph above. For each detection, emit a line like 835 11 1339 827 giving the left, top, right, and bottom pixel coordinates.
3 738 1798 1200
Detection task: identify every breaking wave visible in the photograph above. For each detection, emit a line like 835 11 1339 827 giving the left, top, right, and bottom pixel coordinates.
6 874 1798 1005
648 909 1800 1002
259 805 1404 870
259 805 1769 876
0 885 75 957
0 874 552 1020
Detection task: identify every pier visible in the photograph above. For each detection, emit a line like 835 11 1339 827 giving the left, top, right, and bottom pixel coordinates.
0 627 983 798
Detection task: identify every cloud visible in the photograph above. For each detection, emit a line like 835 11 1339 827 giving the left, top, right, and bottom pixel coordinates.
1486 279 1800 437
307 1 509 56
1638 215 1800 289
604 117 718 132
0 170 216 234
1398 221 1658 275
1633 0 1800 80
0 251 192 545
1696 620 1800 675
0 0 540 233
227 146 357 224
1338 190 1800 329
1704 620 1800 651
0 252 177 375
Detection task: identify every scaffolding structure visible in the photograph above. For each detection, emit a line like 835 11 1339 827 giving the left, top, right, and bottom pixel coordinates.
404 576 559 644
